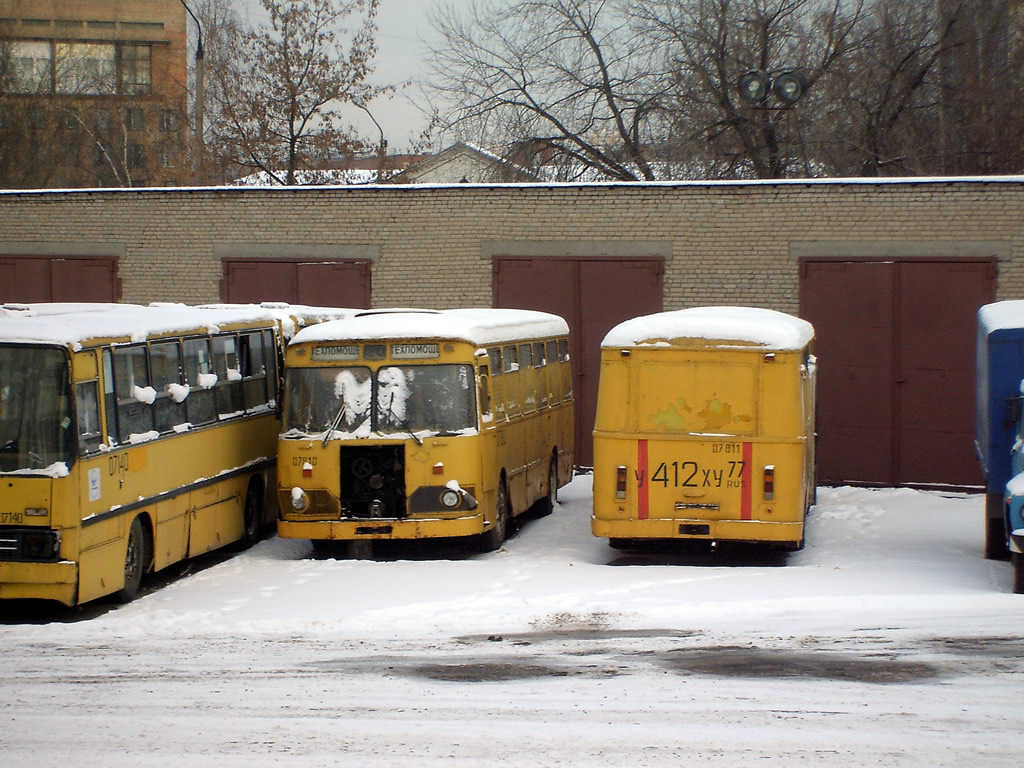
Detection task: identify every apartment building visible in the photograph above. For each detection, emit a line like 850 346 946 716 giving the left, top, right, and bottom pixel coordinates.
0 0 189 187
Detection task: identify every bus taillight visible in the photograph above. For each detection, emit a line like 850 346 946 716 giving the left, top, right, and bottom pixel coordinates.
763 465 775 501
616 466 627 499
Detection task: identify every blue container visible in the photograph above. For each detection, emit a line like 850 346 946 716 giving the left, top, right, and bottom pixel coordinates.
976 301 1024 561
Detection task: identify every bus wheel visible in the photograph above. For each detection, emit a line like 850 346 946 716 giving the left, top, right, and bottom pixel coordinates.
240 480 264 548
985 516 1009 560
117 517 149 603
1013 553 1024 595
479 478 509 552
532 459 558 518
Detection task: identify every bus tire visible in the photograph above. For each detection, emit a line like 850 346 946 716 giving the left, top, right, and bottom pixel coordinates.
240 479 265 548
533 458 558 518
117 516 149 603
1013 553 1024 595
479 477 509 552
985 516 1009 560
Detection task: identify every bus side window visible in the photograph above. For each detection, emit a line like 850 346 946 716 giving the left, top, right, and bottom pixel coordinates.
546 340 559 403
478 364 492 421
76 380 103 454
213 334 243 417
263 329 279 406
558 338 573 400
519 343 536 413
503 345 520 417
487 348 505 417
239 331 268 411
101 349 117 445
182 337 216 425
112 345 155 443
151 340 186 433
533 341 548 408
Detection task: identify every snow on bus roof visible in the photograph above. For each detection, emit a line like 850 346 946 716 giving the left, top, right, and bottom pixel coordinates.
0 302 292 347
292 308 570 347
978 300 1024 333
602 306 814 350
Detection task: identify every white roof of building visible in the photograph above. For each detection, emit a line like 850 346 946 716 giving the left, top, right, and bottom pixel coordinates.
292 308 569 348
602 306 814 350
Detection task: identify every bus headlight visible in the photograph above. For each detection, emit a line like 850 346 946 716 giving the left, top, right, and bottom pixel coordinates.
441 489 462 509
291 487 309 511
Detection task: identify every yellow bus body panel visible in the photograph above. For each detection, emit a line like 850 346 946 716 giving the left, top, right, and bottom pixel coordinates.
593 343 815 548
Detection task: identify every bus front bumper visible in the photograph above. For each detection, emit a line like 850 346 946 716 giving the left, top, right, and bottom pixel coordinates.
592 516 804 547
278 513 487 541
0 560 78 605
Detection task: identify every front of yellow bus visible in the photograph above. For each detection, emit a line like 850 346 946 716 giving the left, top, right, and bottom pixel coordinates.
0 338 79 604
277 315 488 547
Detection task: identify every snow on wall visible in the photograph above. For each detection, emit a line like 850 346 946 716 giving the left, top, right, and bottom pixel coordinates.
602 306 814 350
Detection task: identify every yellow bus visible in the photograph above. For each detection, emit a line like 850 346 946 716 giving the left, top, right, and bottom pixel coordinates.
278 308 574 553
0 302 347 606
592 306 816 551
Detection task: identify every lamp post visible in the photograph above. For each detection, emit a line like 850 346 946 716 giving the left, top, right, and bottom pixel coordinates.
354 101 387 182
737 69 808 106
180 0 204 182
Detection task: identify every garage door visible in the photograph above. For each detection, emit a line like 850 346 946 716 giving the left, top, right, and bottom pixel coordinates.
0 256 119 303
222 260 371 308
800 259 995 488
494 258 663 467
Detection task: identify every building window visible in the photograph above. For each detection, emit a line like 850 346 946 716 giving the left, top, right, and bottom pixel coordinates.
159 142 178 168
9 41 52 93
126 107 144 131
127 142 145 169
94 108 111 131
62 107 80 130
27 107 46 129
159 109 178 132
55 42 116 95
119 45 151 95
94 143 111 167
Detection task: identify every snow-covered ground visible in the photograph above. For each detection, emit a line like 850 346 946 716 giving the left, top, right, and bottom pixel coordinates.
2 475 1022 766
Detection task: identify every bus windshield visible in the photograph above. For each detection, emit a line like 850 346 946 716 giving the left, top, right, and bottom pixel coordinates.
284 364 477 437
0 344 74 472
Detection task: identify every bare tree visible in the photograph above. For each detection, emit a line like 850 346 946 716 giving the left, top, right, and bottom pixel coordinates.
207 0 384 184
627 0 866 179
426 0 671 181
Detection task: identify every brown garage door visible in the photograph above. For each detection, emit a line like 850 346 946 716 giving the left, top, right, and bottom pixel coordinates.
494 258 663 467
800 259 995 488
0 256 119 303
222 260 371 308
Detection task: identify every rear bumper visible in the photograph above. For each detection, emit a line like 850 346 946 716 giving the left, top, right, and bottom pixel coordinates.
0 560 78 605
592 516 804 545
278 513 487 541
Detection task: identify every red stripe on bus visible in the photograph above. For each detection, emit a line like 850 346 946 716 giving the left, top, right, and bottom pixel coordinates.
637 439 649 520
741 441 753 520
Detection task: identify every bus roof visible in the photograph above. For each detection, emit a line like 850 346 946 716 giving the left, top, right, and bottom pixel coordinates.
602 306 814 350
0 303 302 348
291 308 570 348
978 301 1024 334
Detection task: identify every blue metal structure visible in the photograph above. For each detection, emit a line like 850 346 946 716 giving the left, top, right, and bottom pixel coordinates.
976 301 1024 590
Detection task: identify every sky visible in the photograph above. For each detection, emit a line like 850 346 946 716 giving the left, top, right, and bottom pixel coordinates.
235 0 445 153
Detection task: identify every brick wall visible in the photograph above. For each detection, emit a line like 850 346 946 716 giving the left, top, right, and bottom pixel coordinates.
0 179 1022 309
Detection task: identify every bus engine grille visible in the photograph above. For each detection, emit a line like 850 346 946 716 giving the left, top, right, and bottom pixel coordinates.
339 445 406 519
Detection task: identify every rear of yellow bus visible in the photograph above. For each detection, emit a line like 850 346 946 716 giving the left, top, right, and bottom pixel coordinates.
0 342 79 604
277 336 495 546
592 340 815 550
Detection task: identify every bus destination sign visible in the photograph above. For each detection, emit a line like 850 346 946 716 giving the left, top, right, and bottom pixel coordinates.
391 343 440 359
312 344 360 361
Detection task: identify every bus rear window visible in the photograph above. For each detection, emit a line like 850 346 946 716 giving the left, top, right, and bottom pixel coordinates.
637 362 756 435
0 345 74 472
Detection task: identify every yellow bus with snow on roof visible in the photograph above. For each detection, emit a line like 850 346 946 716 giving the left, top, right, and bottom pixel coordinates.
0 302 350 606
592 307 816 551
277 308 574 554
